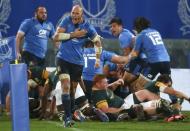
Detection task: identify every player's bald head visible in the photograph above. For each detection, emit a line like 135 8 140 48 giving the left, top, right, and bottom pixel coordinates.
72 5 83 14
71 5 83 24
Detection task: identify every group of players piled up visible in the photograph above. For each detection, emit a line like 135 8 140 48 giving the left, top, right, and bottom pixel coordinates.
5 5 190 127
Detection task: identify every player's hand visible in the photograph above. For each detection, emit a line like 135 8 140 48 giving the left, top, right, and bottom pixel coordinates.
72 29 87 38
117 78 124 86
16 52 22 60
94 59 100 68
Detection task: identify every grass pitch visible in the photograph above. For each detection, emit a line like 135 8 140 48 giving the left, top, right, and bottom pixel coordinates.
0 112 190 131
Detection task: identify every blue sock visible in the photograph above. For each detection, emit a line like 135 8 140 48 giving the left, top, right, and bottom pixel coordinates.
62 94 71 120
70 94 76 113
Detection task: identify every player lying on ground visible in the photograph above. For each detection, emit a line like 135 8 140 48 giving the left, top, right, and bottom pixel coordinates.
92 74 187 121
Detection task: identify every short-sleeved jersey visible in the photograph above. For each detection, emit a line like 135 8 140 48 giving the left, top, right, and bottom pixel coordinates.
104 61 117 72
119 29 134 49
144 81 168 95
82 48 115 81
57 16 97 65
119 29 147 60
18 18 55 58
92 89 124 108
134 28 170 63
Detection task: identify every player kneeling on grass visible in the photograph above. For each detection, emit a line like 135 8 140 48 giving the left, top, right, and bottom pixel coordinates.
92 74 186 121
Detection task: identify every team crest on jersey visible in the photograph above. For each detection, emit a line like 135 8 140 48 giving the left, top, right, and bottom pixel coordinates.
72 0 116 33
0 0 11 34
37 29 47 38
178 0 190 36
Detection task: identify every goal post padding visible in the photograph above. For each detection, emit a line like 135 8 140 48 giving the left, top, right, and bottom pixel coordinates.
10 63 30 131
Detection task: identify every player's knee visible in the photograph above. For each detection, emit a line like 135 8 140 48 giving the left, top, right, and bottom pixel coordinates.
59 73 71 93
59 73 70 81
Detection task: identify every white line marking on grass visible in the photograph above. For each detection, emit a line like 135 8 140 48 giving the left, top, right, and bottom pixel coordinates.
46 120 63 127
46 121 83 131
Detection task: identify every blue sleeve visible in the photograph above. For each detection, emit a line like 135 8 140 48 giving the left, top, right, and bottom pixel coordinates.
102 50 116 62
105 61 117 71
119 32 133 48
49 22 55 38
86 23 97 39
58 16 70 29
134 34 143 52
18 19 31 34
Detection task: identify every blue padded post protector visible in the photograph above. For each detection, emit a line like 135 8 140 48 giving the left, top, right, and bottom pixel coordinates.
10 63 30 131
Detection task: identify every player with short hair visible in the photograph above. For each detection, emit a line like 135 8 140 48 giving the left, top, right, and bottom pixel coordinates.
53 5 102 127
109 17 148 93
110 17 135 56
16 6 55 67
92 74 184 121
82 40 129 103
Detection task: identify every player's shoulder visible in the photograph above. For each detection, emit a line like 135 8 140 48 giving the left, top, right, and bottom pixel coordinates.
59 15 71 24
45 20 54 27
21 18 34 24
84 47 95 53
142 28 158 34
122 28 133 34
64 15 71 21
120 29 134 37
119 29 134 42
83 19 94 28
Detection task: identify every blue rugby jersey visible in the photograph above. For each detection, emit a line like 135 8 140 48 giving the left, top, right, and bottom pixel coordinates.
134 28 170 63
18 18 55 58
82 48 115 81
57 16 97 65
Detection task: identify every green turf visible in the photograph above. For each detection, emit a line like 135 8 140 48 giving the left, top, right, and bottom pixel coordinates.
1 112 190 131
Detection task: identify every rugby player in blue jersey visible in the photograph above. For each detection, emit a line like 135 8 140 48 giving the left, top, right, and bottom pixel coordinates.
131 17 171 79
127 17 179 105
109 17 149 92
82 40 129 103
53 5 102 127
110 17 135 56
16 6 55 67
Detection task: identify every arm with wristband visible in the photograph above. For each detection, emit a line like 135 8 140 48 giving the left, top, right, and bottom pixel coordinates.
92 35 102 68
53 27 87 42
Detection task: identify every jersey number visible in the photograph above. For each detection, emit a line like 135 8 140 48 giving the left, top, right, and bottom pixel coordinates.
148 33 163 45
84 56 96 68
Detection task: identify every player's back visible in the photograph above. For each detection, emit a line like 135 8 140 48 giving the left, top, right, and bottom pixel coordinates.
119 28 134 49
138 28 170 63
